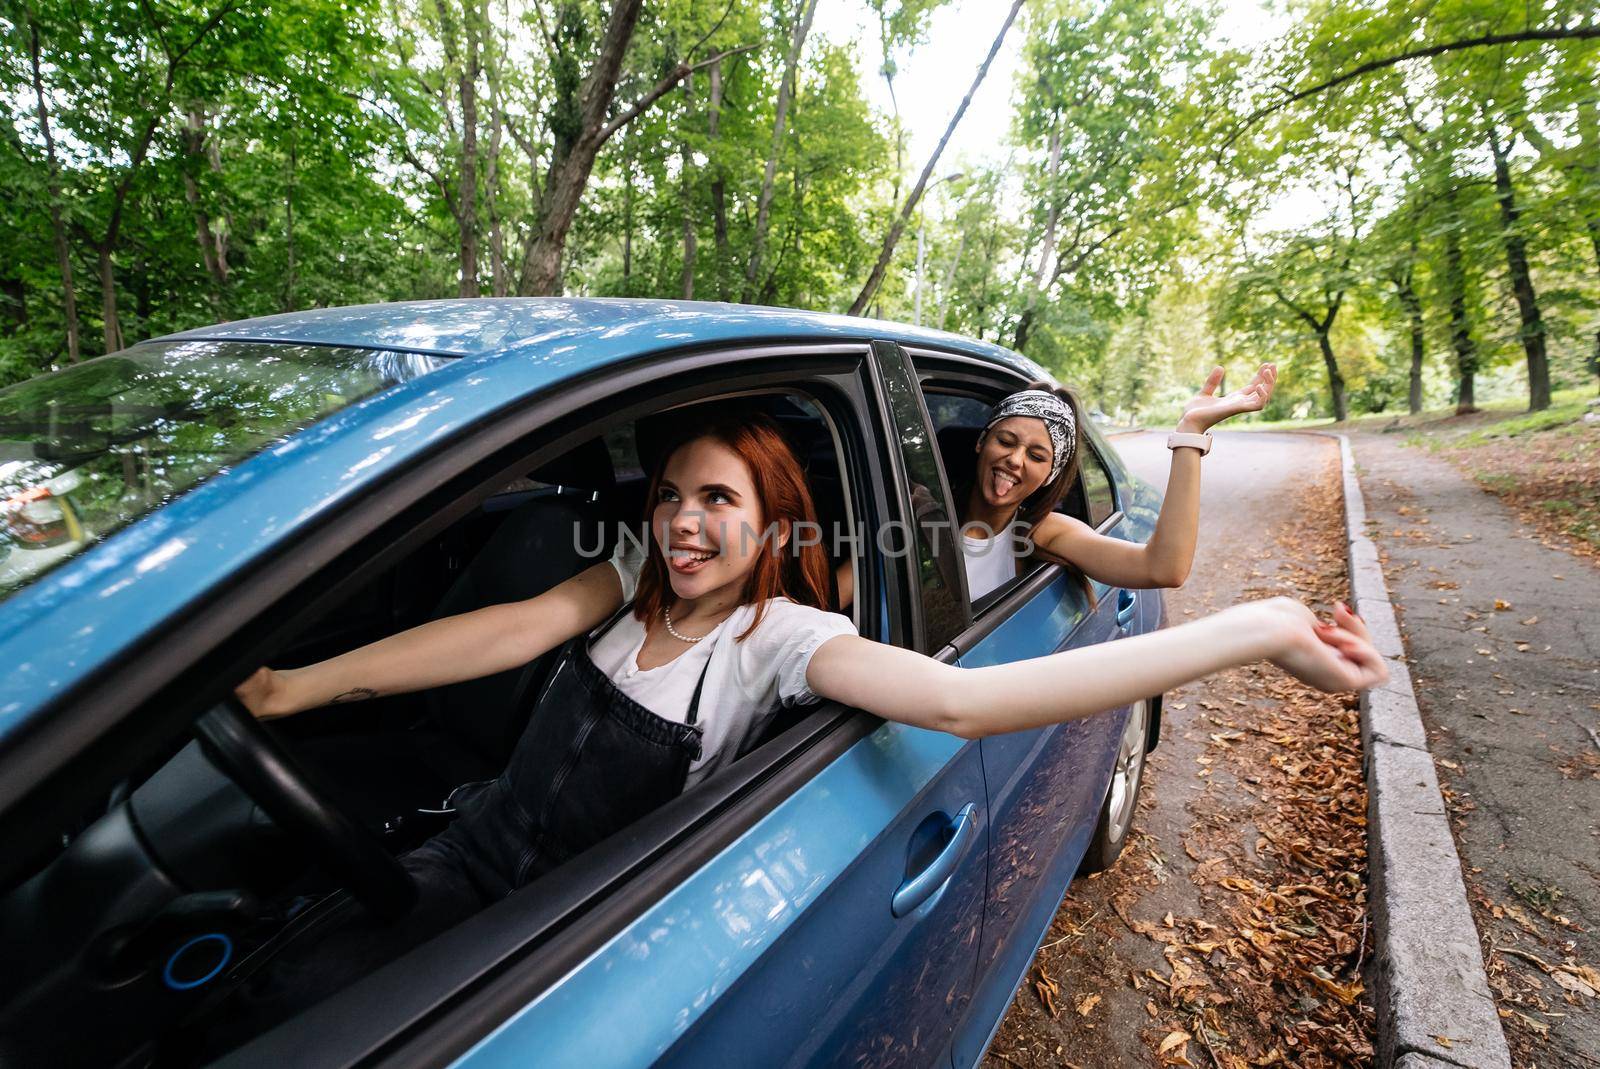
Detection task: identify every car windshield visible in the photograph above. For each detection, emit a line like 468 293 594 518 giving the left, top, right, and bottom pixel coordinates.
0 340 447 602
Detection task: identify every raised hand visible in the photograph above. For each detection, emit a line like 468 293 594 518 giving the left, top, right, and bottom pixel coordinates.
1176 363 1276 434
1263 598 1389 693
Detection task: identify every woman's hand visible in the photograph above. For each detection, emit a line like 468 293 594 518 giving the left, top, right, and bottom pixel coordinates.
1175 363 1276 434
1259 597 1389 693
234 666 291 720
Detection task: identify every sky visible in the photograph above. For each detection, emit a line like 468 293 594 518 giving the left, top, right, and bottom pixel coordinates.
810 0 1316 226
812 0 1291 166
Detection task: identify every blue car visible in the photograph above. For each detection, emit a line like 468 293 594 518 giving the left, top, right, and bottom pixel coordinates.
0 300 1164 1068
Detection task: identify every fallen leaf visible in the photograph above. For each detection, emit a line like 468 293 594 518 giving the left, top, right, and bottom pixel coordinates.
1159 1029 1193 1055
1034 979 1058 1018
1306 970 1365 1004
1520 616 1538 626
1076 993 1102 1016
1513 1010 1550 1036
1494 599 1512 611
1551 970 1597 998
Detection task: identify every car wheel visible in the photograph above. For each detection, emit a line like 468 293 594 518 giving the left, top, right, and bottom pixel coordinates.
1077 697 1152 876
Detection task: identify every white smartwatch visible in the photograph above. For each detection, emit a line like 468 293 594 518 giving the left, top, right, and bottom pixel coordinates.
1166 431 1212 455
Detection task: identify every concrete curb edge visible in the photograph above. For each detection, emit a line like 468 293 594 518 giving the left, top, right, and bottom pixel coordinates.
1334 433 1512 1069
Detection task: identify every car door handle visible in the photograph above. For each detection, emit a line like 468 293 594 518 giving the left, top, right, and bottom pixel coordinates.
1116 589 1136 628
892 803 978 918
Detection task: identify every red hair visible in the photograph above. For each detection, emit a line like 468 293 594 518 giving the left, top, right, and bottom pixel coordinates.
632 406 836 640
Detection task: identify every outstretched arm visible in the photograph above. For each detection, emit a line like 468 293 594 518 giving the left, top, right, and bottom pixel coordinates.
1033 364 1275 589
805 598 1382 738
236 560 624 719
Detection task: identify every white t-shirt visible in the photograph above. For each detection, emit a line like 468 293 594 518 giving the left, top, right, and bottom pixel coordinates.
592 538 857 787
962 526 1019 601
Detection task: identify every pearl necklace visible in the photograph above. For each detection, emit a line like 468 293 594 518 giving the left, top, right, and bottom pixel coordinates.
663 604 712 643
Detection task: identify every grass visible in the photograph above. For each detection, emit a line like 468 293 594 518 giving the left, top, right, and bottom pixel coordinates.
1232 385 1597 440
1456 391 1594 445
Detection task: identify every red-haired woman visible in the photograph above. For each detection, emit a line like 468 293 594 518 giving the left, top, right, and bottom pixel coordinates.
228 401 1377 1026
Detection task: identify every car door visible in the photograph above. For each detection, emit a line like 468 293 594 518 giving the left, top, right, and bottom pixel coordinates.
903 359 1140 1068
374 344 987 1069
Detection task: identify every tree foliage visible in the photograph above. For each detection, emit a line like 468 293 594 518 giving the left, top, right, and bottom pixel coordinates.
1 0 1595 418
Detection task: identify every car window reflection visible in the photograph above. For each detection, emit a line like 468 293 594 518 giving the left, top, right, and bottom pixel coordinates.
0 341 447 601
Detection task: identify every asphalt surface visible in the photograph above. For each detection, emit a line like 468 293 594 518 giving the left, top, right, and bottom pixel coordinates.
1350 429 1600 1066
982 430 1364 1067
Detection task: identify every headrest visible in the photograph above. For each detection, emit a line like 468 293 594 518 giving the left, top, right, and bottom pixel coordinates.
528 435 615 492
936 424 984 460
633 399 809 479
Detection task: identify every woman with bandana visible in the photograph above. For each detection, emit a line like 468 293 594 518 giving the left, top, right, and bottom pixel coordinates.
838 364 1277 606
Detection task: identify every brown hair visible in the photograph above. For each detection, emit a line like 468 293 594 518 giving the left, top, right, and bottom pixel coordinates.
953 380 1093 596
631 405 836 640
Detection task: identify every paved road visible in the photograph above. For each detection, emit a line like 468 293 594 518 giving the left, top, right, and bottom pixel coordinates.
1350 429 1600 1066
984 430 1366 1067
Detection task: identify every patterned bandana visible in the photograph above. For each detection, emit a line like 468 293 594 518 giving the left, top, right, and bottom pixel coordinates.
985 390 1076 483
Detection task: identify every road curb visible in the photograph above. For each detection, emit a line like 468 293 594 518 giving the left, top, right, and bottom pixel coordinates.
1334 434 1512 1069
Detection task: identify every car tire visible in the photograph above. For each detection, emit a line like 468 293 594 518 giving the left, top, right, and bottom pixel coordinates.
1077 697 1152 876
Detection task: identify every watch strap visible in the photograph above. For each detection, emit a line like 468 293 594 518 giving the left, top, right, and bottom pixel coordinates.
1167 431 1212 455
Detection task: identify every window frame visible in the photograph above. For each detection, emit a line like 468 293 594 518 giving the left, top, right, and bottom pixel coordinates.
3 340 930 1066
1076 433 1121 529
902 348 1128 649
863 341 970 654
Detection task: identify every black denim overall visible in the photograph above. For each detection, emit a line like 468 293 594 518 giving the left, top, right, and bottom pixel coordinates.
201 603 709 1051
415 600 709 900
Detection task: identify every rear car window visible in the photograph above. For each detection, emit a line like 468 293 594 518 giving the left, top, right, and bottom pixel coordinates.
0 340 447 602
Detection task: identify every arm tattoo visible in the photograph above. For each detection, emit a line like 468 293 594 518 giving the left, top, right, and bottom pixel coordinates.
329 687 379 704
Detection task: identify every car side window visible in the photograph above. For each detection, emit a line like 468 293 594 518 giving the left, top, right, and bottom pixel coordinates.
1079 442 1118 528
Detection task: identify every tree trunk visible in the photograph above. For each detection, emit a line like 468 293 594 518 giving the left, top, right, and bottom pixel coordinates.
622 151 634 288
1013 308 1037 354
1011 120 1063 351
708 58 729 300
743 0 820 303
1318 331 1349 421
284 138 297 312
484 0 508 297
679 77 696 300
518 0 646 296
0 276 25 334
438 0 481 296
27 18 79 361
848 0 1025 316
1588 216 1600 394
97 245 122 353
1441 204 1479 414
1394 271 1425 413
181 106 230 305
935 230 966 327
1484 116 1549 410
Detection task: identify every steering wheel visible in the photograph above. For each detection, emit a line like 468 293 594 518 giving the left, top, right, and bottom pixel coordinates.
195 698 417 921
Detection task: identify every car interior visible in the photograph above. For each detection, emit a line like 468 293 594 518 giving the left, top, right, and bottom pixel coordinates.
0 387 866 1067
0 368 1118 1067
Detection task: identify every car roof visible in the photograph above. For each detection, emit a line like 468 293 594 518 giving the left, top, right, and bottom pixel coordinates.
153 297 1047 376
0 299 1047 735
